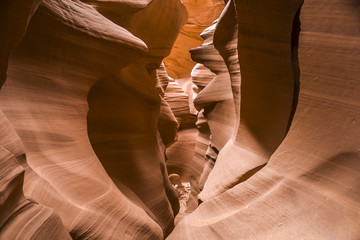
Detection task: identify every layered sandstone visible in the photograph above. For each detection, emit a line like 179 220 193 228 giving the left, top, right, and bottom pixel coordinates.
163 0 225 79
1 0 360 239
169 0 360 239
0 0 186 238
189 18 237 190
162 0 228 218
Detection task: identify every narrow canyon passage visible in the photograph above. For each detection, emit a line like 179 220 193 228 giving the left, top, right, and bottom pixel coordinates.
0 0 359 239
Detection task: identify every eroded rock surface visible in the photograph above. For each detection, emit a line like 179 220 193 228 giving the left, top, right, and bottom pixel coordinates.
163 0 225 79
1 0 360 239
168 0 360 239
190 16 237 191
0 0 186 238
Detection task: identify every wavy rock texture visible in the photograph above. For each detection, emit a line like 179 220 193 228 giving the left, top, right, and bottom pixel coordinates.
81 0 153 15
0 111 71 240
0 0 42 88
0 0 185 238
199 0 300 202
87 0 187 235
163 79 191 128
168 0 360 239
0 1 70 238
160 1 227 221
1 0 360 239
163 0 225 79
161 67 198 214
156 63 179 148
190 18 237 190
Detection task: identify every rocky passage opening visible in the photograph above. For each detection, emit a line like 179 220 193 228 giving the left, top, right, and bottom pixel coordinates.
164 0 305 223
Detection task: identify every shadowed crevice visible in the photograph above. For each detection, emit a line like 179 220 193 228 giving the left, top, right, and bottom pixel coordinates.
287 3 303 133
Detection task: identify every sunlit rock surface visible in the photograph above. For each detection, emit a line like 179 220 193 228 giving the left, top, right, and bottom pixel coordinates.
198 0 298 202
161 2 227 221
168 0 360 239
87 0 187 235
0 2 70 238
0 111 71 240
189 17 237 191
163 0 225 79
1 0 360 239
0 0 186 238
156 63 179 148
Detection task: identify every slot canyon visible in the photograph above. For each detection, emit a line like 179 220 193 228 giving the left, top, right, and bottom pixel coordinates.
0 0 359 239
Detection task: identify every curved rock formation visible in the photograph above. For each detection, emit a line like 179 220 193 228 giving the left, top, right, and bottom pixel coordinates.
87 0 187 235
163 0 225 79
189 17 237 190
0 1 71 238
197 0 300 202
160 1 227 221
0 0 42 88
156 63 179 148
168 0 360 238
0 111 71 240
1 0 360 239
0 0 186 238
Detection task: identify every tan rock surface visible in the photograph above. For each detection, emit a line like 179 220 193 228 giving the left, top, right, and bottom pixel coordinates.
156 63 179 148
0 1 71 238
169 0 360 239
1 0 360 239
188 16 237 192
0 0 182 238
164 80 191 128
0 111 71 240
163 0 225 79
199 0 299 202
191 63 216 91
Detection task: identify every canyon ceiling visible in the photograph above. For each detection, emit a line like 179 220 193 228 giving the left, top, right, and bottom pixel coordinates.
0 0 359 239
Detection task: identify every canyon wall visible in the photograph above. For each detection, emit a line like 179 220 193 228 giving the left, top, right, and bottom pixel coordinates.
163 0 225 79
169 0 360 239
1 0 359 239
0 0 186 239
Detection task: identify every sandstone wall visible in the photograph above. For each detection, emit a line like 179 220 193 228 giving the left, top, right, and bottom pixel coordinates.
169 0 360 239
1 0 359 239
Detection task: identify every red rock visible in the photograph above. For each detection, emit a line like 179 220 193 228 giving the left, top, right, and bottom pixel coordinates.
1 0 360 239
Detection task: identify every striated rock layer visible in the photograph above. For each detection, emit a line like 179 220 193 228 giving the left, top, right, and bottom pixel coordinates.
169 0 360 239
163 0 225 79
199 0 299 202
190 17 237 191
162 1 228 220
87 0 187 236
0 0 186 239
1 0 360 239
0 111 71 240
